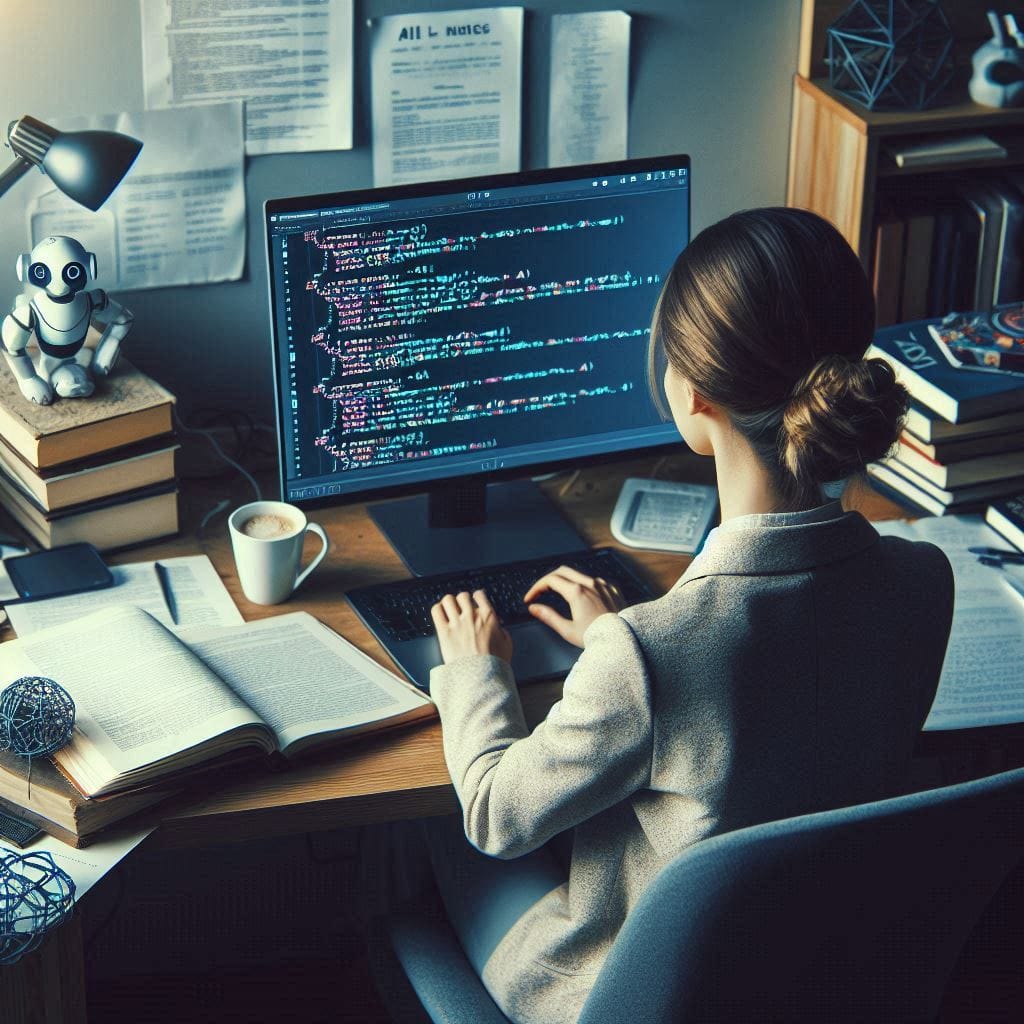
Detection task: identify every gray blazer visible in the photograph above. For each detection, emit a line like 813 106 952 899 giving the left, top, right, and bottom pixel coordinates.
429 504 955 1024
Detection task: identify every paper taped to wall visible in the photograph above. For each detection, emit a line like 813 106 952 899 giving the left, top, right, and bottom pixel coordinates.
370 6 523 187
25 103 245 292
548 11 631 168
140 0 354 156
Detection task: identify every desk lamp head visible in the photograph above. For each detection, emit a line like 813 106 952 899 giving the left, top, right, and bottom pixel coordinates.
1 115 142 208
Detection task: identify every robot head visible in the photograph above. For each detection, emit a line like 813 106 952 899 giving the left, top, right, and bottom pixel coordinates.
16 236 97 300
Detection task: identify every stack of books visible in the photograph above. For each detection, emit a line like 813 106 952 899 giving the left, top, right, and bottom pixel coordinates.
870 171 1024 328
866 319 1024 516
0 359 179 550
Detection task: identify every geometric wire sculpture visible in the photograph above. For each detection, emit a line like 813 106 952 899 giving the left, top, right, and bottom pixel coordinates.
0 849 76 965
827 0 954 110
0 677 76 758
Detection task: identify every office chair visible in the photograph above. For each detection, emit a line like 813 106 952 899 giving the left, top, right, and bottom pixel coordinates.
387 766 1024 1023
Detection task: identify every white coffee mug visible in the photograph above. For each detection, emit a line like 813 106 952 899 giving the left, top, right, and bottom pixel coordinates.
228 500 329 605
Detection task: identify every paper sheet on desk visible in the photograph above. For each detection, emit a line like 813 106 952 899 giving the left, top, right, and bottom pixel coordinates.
141 0 354 156
5 555 243 638
548 12 630 168
875 516 1024 730
2 827 152 901
370 7 523 187
24 103 244 291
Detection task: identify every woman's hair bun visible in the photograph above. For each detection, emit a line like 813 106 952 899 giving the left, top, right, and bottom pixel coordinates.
781 355 908 485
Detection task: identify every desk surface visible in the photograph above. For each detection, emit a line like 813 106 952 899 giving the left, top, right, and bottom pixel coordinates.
41 455 905 851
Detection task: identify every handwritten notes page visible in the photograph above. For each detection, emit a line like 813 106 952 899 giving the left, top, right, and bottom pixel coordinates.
371 7 523 187
548 12 630 168
875 516 1024 730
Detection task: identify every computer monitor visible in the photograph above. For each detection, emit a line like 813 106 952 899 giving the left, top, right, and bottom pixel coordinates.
265 156 690 575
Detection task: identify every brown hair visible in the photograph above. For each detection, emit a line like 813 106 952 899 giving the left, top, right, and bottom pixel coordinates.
649 207 907 508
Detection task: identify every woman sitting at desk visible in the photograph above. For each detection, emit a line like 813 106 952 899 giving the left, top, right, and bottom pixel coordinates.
424 207 955 1024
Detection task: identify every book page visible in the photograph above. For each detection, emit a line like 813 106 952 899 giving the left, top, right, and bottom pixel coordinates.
0 606 264 792
6 554 242 636
178 612 432 752
875 516 1024 730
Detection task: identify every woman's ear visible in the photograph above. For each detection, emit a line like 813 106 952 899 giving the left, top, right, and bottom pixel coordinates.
685 379 713 417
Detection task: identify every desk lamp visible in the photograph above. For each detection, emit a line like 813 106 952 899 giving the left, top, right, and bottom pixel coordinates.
0 114 141 209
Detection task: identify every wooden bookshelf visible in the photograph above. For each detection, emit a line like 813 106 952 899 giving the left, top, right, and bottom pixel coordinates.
787 76 1024 268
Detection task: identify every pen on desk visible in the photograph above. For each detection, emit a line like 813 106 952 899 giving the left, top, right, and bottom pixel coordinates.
155 561 177 626
968 546 1024 563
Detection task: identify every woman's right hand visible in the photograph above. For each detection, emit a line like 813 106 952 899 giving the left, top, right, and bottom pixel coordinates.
524 566 625 648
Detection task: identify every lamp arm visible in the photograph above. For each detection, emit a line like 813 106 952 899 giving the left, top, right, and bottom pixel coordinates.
0 156 33 201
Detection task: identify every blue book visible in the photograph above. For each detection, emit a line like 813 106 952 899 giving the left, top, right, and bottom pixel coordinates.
867 319 1024 424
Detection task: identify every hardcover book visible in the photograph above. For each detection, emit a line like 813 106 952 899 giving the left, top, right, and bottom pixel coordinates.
0 472 179 551
0 357 175 469
928 304 1024 375
986 494 1024 553
867 320 1024 423
895 438 1024 488
868 459 1024 517
0 434 178 512
904 400 1024 444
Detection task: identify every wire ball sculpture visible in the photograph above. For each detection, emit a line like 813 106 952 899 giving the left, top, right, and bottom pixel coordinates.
0 676 76 758
0 849 76 965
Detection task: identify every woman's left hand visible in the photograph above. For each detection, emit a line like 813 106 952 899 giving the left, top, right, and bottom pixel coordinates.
431 589 514 665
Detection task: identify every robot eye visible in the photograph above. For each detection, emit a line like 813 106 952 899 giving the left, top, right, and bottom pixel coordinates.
62 262 86 285
28 262 51 286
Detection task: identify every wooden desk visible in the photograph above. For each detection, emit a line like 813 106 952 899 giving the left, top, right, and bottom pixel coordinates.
0 455 904 1023
102 454 904 850
135 451 722 849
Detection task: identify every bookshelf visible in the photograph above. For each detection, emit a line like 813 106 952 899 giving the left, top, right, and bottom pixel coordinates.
787 75 1024 268
787 0 1024 327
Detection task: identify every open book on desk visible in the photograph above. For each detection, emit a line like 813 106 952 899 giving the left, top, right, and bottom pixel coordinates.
0 605 435 799
875 516 1024 732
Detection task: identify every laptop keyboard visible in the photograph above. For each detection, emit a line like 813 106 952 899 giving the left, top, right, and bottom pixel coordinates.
347 547 654 643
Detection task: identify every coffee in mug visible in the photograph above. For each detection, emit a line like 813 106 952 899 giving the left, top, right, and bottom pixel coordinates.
229 500 329 605
240 513 298 540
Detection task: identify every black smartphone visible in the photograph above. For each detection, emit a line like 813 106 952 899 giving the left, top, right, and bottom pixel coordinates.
2 543 114 602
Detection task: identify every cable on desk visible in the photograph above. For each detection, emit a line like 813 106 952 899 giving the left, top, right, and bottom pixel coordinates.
174 409 263 500
174 409 263 532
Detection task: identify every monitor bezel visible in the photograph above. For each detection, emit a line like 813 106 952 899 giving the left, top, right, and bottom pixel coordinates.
264 153 691 512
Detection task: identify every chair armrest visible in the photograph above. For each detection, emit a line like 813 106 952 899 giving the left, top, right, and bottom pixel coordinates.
388 913 512 1024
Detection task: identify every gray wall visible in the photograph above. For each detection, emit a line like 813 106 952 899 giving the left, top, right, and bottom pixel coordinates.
0 0 801 419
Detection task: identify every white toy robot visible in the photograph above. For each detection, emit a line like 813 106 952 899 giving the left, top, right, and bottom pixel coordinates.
0 235 133 403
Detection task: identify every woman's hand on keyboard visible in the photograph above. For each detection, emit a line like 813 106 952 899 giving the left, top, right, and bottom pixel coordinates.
431 590 514 665
523 567 625 648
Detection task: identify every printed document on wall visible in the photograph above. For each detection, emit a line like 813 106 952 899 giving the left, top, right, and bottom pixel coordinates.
549 11 630 168
140 0 353 155
371 7 523 187
25 103 245 291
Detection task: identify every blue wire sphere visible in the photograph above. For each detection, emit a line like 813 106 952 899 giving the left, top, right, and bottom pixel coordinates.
0 849 76 965
0 677 76 758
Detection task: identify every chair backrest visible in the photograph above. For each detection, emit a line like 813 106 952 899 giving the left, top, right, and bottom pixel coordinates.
579 767 1024 1023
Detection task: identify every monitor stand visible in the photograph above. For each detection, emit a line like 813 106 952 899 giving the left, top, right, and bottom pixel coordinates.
369 478 587 577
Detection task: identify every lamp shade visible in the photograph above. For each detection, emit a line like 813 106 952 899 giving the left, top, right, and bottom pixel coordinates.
40 130 142 212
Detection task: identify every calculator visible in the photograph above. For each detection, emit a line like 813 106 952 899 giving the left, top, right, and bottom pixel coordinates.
610 478 719 555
